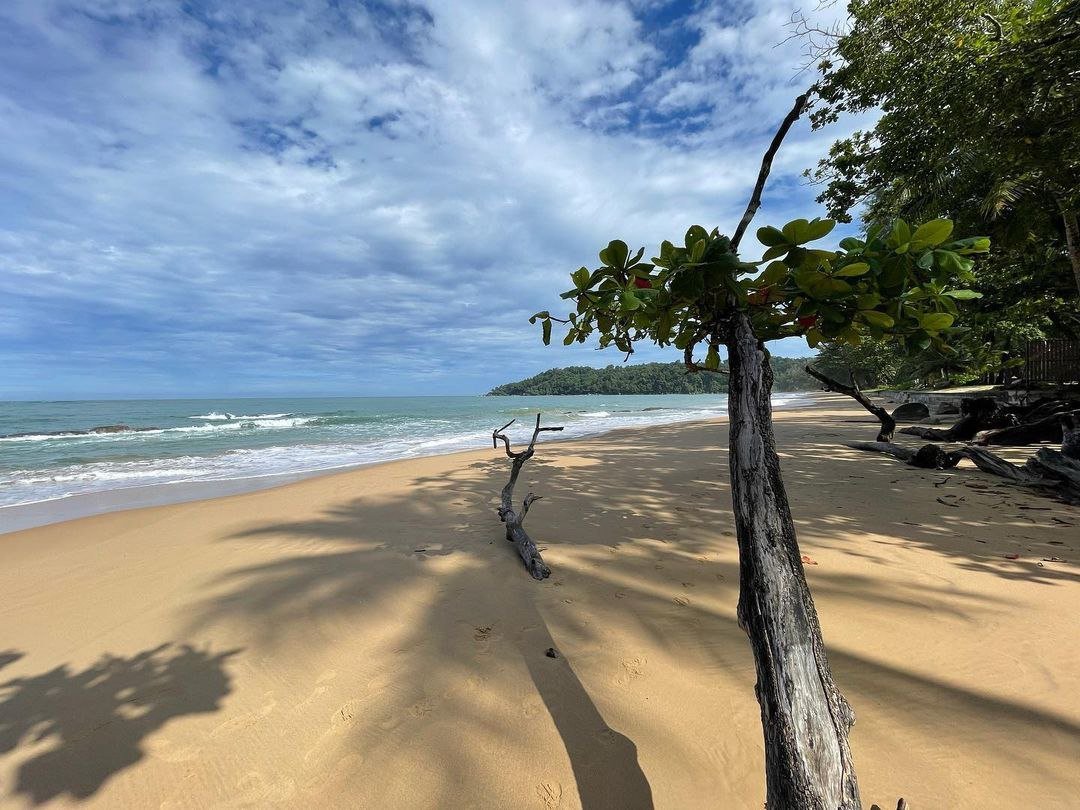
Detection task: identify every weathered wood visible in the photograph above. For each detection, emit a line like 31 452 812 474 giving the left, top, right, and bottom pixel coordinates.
899 397 1000 442
491 414 563 580
847 439 1080 504
806 365 896 441
727 312 860 810
846 441 960 470
974 408 1080 447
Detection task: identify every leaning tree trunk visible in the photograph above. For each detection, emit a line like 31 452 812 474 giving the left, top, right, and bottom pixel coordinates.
726 311 861 809
806 364 896 442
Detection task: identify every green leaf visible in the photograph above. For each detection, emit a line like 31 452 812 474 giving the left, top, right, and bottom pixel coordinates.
758 261 788 286
781 219 808 244
541 319 552 345
621 289 641 310
835 261 870 277
572 266 590 290
916 251 934 270
804 218 836 242
600 239 629 269
762 244 789 261
919 312 954 331
563 328 578 345
889 219 911 246
838 237 865 251
684 225 709 250
704 345 720 370
757 226 786 247
859 310 895 329
911 219 954 247
943 289 983 300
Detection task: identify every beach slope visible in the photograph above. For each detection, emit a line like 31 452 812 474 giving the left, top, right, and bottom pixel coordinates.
1 397 1078 808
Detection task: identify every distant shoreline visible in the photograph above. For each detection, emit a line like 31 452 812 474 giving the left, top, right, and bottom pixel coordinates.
0 392 814 535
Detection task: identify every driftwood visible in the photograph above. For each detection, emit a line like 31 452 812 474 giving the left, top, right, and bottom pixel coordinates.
807 365 896 441
491 414 563 580
899 397 1001 442
848 419 1080 504
974 408 1080 447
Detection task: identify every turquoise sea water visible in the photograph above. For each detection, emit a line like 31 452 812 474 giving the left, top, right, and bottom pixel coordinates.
0 394 807 519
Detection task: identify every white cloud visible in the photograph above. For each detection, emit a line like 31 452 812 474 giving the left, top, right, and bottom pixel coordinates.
0 0 861 398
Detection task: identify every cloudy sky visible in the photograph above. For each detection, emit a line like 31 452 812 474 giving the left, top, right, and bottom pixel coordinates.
0 0 857 400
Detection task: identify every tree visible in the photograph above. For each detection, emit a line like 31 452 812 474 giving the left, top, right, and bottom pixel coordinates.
532 212 988 806
806 0 1080 365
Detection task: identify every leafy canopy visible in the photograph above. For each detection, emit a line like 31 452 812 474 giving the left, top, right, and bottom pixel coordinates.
533 217 989 365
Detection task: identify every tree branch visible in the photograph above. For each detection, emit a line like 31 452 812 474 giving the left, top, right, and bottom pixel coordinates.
731 91 814 252
806 364 896 441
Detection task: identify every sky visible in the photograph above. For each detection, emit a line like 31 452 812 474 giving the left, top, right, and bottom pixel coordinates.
0 0 860 400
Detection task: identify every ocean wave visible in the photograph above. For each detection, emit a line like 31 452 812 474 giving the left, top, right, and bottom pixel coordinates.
189 412 291 421
0 416 316 443
0 393 812 514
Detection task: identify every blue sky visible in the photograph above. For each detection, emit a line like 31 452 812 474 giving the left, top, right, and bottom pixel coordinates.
0 0 859 399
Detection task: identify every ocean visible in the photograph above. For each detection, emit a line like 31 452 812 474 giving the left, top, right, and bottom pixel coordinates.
0 393 807 530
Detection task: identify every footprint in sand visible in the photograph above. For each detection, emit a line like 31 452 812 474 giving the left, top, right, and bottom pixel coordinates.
615 656 647 686
536 781 564 808
209 696 277 739
409 697 436 718
673 595 690 607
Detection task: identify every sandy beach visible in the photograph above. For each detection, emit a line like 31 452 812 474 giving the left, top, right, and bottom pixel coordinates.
1 396 1078 809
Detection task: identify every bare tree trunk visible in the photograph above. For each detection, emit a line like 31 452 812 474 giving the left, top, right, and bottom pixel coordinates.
806 365 896 441
726 311 861 810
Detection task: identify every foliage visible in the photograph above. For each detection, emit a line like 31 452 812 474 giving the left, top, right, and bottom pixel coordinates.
487 358 817 396
813 340 911 389
811 0 1078 222
531 217 989 370
806 0 1080 379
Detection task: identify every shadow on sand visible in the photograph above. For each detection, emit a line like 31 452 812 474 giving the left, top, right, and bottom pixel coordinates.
0 644 239 805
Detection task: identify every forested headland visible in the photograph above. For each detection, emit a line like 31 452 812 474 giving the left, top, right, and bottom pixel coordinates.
487 357 816 395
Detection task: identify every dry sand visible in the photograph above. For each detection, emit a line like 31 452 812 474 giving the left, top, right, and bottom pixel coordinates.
1 396 1078 809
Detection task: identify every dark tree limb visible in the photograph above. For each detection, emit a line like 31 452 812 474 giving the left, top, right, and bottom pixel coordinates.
807 365 896 441
899 397 1002 442
847 437 1080 505
730 90 813 251
491 414 563 580
974 409 1080 448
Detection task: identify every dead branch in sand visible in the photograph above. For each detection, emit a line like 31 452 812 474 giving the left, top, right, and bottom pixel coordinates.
491 413 563 580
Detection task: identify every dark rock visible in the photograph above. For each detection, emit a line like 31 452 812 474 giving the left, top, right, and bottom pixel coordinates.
891 402 930 422
544 647 559 659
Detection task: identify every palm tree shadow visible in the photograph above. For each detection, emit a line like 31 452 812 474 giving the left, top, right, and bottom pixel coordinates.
0 644 240 805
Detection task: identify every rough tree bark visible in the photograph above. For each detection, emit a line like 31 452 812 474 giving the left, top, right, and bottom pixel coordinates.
806 364 896 441
492 414 563 580
726 312 861 810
